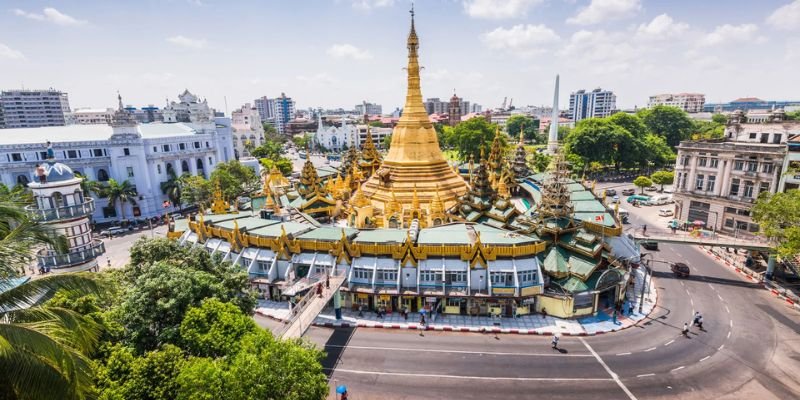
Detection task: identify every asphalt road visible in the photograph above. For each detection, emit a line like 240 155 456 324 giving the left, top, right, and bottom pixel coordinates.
301 181 800 400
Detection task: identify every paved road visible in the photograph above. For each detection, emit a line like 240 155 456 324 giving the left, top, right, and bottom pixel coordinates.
301 181 800 400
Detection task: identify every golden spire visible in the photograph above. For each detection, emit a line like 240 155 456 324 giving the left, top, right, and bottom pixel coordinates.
430 185 444 215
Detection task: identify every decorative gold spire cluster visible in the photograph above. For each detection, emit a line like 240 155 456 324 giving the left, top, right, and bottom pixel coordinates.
512 126 530 180
360 124 382 169
298 158 327 199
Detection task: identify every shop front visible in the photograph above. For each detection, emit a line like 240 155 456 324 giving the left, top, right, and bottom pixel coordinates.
400 295 420 312
444 297 468 315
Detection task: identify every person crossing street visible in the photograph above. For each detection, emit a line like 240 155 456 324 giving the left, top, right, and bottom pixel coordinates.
551 335 559 349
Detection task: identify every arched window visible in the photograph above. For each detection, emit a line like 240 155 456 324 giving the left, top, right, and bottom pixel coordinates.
196 158 204 170
16 175 30 185
53 192 64 208
166 163 175 175
74 188 84 204
97 169 110 182
181 160 190 173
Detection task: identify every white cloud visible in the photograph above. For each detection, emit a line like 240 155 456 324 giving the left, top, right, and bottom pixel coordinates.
766 0 800 31
351 0 394 10
327 44 372 60
166 35 207 49
0 43 25 60
13 7 87 26
481 24 560 54
698 24 761 47
636 14 689 40
463 0 543 19
559 30 638 73
566 0 641 25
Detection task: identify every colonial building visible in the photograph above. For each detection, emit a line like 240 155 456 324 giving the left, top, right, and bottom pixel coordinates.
673 109 800 234
0 92 234 221
647 93 705 113
231 103 264 158
72 108 114 125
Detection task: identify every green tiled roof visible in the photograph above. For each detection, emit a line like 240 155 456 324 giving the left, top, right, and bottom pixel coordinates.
556 276 589 293
248 222 312 238
173 218 189 232
354 229 407 244
297 227 358 241
569 253 600 279
567 183 586 192
573 212 616 227
418 224 471 245
472 224 537 245
543 246 569 277
200 214 242 223
573 200 607 213
216 216 277 231
570 190 597 201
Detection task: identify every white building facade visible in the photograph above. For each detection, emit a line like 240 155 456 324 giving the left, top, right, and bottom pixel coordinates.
231 103 264 158
73 108 114 125
0 93 234 222
1 89 72 128
568 88 616 122
648 93 706 113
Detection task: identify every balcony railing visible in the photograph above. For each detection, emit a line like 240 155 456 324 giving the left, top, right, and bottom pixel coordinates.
25 198 95 222
37 240 105 269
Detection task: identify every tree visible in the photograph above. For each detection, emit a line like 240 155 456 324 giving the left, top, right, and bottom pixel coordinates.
210 160 260 201
787 110 800 121
259 158 293 176
95 344 186 400
608 112 648 139
74 172 104 198
633 176 653 194
0 192 68 277
692 120 725 140
382 134 392 150
179 298 256 358
640 134 675 168
105 179 138 221
711 113 728 125
506 115 543 144
180 175 213 208
752 189 800 258
650 170 674 191
251 141 284 161
530 151 552 173
564 118 638 170
450 117 500 161
637 105 695 148
262 123 281 140
160 171 186 212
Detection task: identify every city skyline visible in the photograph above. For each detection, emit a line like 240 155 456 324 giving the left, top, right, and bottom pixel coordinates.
0 0 797 113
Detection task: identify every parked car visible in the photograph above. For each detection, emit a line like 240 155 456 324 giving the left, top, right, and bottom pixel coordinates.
647 195 673 206
641 241 659 250
100 226 126 238
645 185 657 192
627 195 651 204
605 189 617 196
610 195 620 204
618 208 630 223
622 188 636 196
658 208 674 217
670 262 690 277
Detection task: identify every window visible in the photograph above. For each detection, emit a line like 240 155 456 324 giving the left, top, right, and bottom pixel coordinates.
97 169 110 182
206 141 210 148
724 218 734 228
11 153 22 162
93 149 103 157
67 150 78 159
698 158 707 167
353 268 373 281
695 174 704 190
420 271 443 283
123 148 130 156
157 164 162 174
746 162 758 172
445 271 467 284
733 160 744 170
194 141 200 149
706 175 716 192
208 157 213 166
179 143 186 150
730 179 740 196
153 146 158 152
759 181 770 194
773 134 782 144
376 270 397 281
518 270 537 283
162 144 170 152
127 167 134 178
710 158 719 168
749 133 757 139
39 151 47 160
760 133 769 143
724 207 737 213
762 163 774 174
682 156 690 166
737 209 750 216
748 223 760 233
743 181 754 198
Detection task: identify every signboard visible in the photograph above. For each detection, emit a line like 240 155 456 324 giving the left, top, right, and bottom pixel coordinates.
379 295 391 301
522 297 537 305
492 287 515 296
521 286 542 296
426 297 438 303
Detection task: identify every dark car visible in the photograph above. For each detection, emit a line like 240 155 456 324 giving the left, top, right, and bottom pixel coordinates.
622 188 636 196
671 262 690 277
605 189 617 196
641 241 659 251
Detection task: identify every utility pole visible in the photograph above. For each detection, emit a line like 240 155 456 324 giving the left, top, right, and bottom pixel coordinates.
639 254 651 313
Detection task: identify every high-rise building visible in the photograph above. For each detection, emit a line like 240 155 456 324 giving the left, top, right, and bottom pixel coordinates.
253 93 295 134
0 89 72 128
355 101 382 116
0 102 5 129
568 88 616 122
648 93 705 113
425 97 473 116
448 93 461 126
703 98 800 113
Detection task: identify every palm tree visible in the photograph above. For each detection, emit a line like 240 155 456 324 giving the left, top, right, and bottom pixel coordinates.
0 193 103 399
160 171 184 213
73 172 104 199
104 179 137 221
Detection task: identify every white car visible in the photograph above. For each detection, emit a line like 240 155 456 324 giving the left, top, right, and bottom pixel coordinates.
99 226 126 237
658 209 674 217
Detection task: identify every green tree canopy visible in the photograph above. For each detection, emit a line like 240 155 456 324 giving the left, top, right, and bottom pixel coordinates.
450 117 501 161
506 115 543 144
711 113 728 124
650 170 675 191
104 179 138 220
633 176 653 194
752 189 800 258
179 175 213 209
608 112 648 139
259 158 293 176
640 134 675 168
382 133 393 150
692 120 725 140
530 151 552 173
637 105 694 148
564 118 639 169
179 298 256 358
210 160 260 201
251 141 284 161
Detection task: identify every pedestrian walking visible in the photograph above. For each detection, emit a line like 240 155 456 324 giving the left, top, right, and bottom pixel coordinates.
420 313 425 326
551 335 559 349
541 307 547 319
325 275 330 289
316 283 323 298
697 315 704 330
612 309 618 325
403 307 408 321
643 224 647 235
682 322 689 337
693 311 701 326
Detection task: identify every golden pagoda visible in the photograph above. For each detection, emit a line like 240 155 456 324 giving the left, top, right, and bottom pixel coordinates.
361 9 468 211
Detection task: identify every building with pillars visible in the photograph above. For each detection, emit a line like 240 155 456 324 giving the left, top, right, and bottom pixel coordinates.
0 92 233 221
231 103 264 158
672 110 800 235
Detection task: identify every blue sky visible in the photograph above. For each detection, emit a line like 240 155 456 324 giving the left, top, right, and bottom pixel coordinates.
0 0 798 113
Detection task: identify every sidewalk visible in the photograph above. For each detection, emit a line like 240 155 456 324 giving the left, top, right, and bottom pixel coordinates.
256 269 658 336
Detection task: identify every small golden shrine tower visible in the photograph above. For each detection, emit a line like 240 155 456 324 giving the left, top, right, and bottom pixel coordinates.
210 182 231 214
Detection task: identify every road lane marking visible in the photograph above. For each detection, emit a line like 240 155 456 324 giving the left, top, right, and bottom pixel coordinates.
727 331 731 339
670 366 685 372
323 344 593 357
725 306 730 314
690 298 694 307
580 338 638 400
719 345 725 351
616 352 632 356
700 356 710 362
331 369 614 381
680 281 685 287
644 347 656 352
708 283 715 290
636 373 655 378
664 339 675 346
730 320 733 328
717 294 724 301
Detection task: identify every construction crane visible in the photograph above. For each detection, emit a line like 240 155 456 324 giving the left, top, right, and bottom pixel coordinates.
508 98 514 110
500 97 507 111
